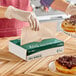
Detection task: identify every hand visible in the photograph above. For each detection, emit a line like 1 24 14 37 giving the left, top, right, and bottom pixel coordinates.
66 4 76 15
5 6 39 31
28 12 39 31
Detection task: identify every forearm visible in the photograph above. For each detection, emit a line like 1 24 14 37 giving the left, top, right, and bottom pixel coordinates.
41 0 76 15
0 6 7 18
51 0 69 12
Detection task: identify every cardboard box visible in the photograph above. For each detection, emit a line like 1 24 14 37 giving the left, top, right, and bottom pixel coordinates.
9 38 64 60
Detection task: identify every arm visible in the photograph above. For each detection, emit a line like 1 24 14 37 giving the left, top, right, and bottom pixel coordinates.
40 0 76 15
40 0 69 12
51 0 69 12
0 6 39 31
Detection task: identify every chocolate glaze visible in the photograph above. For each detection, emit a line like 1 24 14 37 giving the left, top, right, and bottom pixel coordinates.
56 56 76 69
70 15 76 19
65 15 76 25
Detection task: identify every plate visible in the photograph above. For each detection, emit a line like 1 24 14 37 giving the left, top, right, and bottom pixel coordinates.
63 30 76 38
59 21 76 38
60 24 76 38
49 61 76 76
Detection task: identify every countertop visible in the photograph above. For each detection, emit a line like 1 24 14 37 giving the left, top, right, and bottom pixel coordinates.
0 22 76 76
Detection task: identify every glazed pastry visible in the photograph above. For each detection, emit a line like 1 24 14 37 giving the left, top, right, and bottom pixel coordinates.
61 15 76 32
55 56 76 74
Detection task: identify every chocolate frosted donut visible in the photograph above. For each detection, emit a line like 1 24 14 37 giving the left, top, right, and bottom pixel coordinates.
56 56 76 69
65 15 76 25
55 56 76 74
61 15 76 32
70 15 76 19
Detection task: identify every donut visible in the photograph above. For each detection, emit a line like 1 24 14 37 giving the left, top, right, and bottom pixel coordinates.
61 15 76 32
55 56 76 74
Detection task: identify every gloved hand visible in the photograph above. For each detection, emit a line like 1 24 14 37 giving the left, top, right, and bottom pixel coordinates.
5 6 39 31
66 4 76 15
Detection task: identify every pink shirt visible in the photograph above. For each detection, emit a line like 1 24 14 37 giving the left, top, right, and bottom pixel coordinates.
0 0 31 37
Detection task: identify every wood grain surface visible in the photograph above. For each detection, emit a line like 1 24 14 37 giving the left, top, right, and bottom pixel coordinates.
0 32 76 76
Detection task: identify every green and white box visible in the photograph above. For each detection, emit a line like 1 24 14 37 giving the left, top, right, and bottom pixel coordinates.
9 38 64 60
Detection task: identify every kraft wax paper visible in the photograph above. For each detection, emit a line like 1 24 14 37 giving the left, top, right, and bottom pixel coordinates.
21 21 57 45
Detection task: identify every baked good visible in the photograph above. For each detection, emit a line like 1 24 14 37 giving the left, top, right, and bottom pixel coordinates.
55 56 76 74
61 15 76 32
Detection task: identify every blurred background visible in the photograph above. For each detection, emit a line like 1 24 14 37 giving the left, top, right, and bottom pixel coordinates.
30 0 76 35
30 0 76 21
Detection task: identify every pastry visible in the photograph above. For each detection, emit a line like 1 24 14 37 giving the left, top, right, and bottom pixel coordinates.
55 56 76 74
61 15 76 32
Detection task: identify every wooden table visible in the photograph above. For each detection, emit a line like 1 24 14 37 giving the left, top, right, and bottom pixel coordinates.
0 32 76 76
0 22 76 76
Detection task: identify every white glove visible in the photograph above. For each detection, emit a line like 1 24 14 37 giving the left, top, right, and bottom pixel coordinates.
5 6 39 31
66 4 76 15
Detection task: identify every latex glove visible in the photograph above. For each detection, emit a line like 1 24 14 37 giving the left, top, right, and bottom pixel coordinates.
5 6 39 31
66 4 76 15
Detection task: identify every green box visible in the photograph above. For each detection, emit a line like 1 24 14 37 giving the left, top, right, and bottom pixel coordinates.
9 38 64 60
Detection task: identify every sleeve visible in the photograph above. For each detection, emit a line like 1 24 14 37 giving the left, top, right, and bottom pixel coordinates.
40 0 54 7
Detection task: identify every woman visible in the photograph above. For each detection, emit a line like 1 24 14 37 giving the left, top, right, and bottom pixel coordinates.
0 0 76 37
40 0 76 15
0 0 39 37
